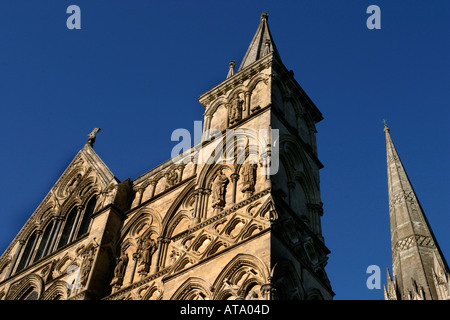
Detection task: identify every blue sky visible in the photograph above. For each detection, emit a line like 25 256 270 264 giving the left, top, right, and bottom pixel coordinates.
0 1 448 300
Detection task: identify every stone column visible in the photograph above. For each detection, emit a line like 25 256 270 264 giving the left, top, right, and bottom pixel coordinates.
230 173 239 204
203 114 213 140
149 180 157 199
154 237 170 271
128 252 140 285
201 189 211 220
68 205 84 242
41 216 58 256
194 188 204 223
244 91 251 117
25 229 42 267
136 186 145 206
152 237 164 273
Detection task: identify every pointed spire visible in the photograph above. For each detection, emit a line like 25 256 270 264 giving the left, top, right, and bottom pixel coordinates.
226 60 235 79
384 268 399 300
385 125 449 299
238 12 280 71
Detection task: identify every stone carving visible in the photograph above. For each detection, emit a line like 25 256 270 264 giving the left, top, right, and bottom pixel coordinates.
211 169 229 210
241 162 257 196
110 249 129 287
96 184 118 211
137 235 157 275
66 174 82 194
86 127 101 147
228 97 244 125
169 250 181 265
79 245 96 287
165 168 179 189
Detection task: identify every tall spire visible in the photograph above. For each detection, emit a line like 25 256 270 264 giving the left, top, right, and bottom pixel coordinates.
238 12 280 71
384 124 449 300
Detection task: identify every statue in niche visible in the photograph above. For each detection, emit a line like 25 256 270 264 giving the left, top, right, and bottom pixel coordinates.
228 97 244 125
211 169 229 209
241 162 258 196
137 235 157 275
110 248 129 287
165 168 179 189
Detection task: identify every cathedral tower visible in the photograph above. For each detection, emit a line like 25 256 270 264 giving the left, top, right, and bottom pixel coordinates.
0 12 333 300
383 124 449 300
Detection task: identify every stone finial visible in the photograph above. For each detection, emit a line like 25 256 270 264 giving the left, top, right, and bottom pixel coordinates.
261 12 269 21
383 119 389 133
227 60 235 79
87 127 101 147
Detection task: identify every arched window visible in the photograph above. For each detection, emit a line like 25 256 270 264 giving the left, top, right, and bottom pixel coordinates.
16 232 38 272
57 207 78 249
57 196 98 249
21 287 39 300
76 196 96 238
33 220 56 263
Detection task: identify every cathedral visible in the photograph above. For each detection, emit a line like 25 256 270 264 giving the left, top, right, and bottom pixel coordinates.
0 12 334 300
0 11 448 302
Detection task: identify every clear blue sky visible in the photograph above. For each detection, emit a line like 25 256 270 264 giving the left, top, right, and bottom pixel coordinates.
0 1 448 300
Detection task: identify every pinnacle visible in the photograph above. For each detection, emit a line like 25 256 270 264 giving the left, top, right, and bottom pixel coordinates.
238 12 280 72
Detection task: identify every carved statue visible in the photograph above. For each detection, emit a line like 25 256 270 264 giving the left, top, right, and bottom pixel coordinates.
110 249 129 287
86 127 101 147
137 235 157 275
241 162 258 195
228 97 244 125
211 169 229 209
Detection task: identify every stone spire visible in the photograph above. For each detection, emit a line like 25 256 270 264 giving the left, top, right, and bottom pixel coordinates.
238 12 280 71
226 60 235 79
384 123 449 300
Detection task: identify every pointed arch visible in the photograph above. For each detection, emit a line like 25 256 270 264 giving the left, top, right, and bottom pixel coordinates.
212 253 269 300
120 208 162 241
6 273 44 300
170 277 212 300
32 218 57 263
205 96 228 118
41 281 69 300
279 134 320 203
160 180 196 238
247 73 270 93
15 230 39 272
271 259 305 300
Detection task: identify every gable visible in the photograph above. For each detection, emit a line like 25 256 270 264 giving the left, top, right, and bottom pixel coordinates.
0 144 118 264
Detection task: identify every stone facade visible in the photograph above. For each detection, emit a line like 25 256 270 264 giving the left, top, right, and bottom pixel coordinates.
0 13 333 300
